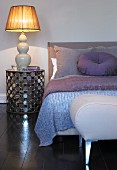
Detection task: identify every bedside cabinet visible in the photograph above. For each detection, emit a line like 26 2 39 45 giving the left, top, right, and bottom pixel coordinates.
6 69 45 114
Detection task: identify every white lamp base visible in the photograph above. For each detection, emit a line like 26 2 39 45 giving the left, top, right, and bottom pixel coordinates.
16 32 31 70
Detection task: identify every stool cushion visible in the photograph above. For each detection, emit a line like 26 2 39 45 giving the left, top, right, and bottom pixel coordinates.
70 94 117 140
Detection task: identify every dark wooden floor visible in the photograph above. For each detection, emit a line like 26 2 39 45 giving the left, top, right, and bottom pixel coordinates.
0 104 117 170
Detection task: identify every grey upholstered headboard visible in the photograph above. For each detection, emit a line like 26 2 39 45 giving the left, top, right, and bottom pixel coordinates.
48 42 117 79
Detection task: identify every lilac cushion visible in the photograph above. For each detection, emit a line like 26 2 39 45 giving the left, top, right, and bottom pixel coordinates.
77 52 117 76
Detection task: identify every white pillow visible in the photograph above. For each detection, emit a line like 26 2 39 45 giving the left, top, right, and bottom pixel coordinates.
50 58 57 79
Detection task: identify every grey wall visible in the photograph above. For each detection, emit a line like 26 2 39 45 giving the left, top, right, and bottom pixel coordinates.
0 0 117 100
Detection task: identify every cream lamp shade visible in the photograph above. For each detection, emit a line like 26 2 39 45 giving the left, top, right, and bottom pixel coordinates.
5 5 40 69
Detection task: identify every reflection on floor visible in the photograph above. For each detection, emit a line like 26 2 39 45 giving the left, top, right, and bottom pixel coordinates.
0 104 117 170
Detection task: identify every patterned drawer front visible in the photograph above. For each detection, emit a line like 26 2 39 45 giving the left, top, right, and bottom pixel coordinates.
6 69 45 114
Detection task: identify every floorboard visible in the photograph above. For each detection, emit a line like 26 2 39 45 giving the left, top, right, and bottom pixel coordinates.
0 104 116 170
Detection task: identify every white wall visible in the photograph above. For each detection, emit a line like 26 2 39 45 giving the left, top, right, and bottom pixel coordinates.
1 0 117 101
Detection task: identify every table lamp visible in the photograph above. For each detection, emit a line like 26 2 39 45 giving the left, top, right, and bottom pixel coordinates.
5 5 40 70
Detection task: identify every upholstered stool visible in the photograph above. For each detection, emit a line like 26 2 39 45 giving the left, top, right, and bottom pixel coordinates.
70 94 117 165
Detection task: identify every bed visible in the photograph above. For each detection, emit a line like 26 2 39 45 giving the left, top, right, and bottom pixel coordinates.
35 42 117 146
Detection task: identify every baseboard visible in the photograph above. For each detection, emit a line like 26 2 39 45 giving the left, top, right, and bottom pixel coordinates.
0 93 7 103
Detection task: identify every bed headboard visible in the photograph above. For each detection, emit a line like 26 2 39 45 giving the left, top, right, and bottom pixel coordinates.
48 42 117 79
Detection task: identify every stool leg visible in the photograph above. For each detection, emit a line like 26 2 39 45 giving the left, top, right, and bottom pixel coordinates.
79 135 83 147
85 140 92 165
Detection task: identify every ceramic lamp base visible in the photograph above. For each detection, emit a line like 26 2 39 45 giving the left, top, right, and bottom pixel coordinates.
15 54 31 70
16 32 31 69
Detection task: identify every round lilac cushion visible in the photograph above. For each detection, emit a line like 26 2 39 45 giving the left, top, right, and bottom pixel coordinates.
77 52 117 76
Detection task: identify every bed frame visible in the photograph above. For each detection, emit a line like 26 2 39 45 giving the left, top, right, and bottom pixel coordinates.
48 41 117 136
48 41 117 79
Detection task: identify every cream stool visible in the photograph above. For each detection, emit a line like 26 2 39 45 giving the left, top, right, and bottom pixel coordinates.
70 94 117 165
